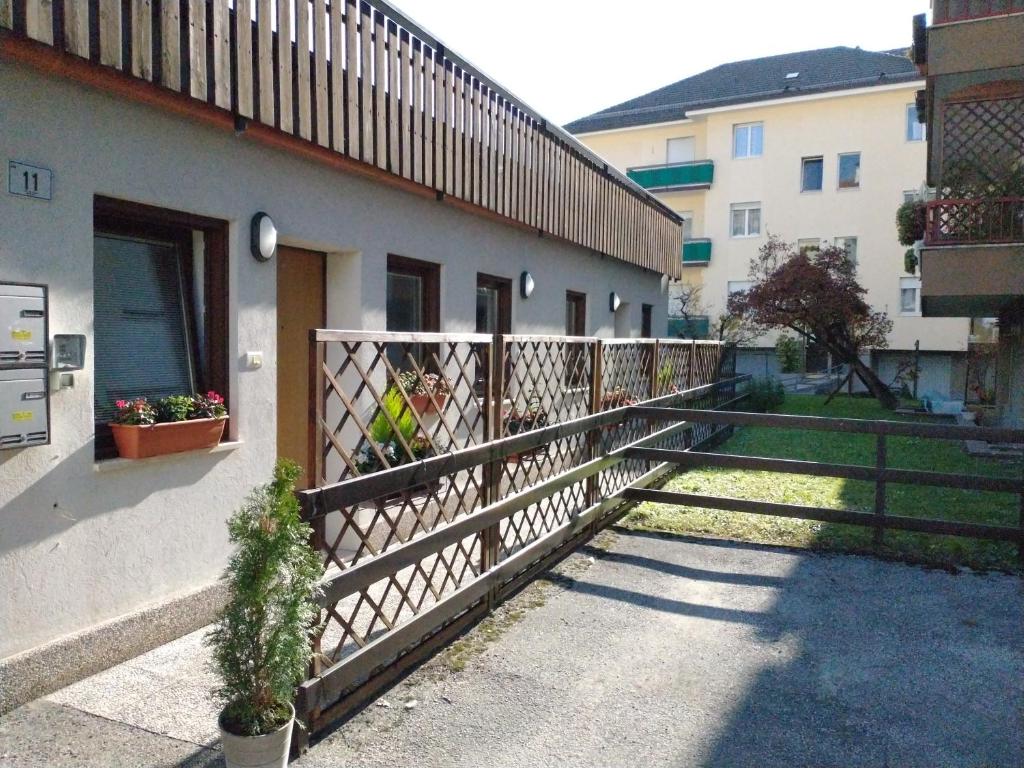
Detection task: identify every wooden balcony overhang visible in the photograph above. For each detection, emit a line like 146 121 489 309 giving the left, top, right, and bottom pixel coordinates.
0 0 683 278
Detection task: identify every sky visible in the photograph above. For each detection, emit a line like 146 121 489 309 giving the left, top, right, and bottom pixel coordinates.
388 0 928 126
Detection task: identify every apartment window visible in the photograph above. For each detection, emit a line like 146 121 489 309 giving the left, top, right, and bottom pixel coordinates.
678 211 695 240
838 152 861 189
641 304 653 338
900 277 921 315
476 274 511 336
797 238 821 254
93 198 229 459
906 104 926 142
733 122 764 158
730 202 761 237
667 137 696 164
834 236 858 265
728 280 753 295
801 156 823 192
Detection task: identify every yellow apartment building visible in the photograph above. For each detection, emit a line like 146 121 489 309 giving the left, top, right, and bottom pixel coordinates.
568 47 974 397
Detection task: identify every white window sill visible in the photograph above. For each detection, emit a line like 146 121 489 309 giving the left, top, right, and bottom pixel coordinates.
731 234 761 239
94 440 243 474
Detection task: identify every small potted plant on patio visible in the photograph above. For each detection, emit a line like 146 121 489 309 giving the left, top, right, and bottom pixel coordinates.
504 397 549 462
397 370 450 415
354 388 434 476
207 460 323 768
109 391 227 459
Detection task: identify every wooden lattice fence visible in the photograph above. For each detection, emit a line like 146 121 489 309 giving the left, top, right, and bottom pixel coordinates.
296 330 739 749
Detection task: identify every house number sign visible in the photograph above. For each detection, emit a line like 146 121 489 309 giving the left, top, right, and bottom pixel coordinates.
8 161 52 201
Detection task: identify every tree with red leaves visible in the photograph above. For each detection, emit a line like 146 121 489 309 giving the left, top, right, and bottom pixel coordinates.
728 236 897 409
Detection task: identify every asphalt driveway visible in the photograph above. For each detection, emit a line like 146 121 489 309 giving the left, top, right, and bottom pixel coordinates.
2 529 1021 768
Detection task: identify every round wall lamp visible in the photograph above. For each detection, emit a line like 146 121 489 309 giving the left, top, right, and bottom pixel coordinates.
609 292 622 313
250 212 278 262
520 271 535 299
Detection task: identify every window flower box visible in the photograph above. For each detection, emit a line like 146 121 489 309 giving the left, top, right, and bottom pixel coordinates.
111 417 227 459
108 392 227 459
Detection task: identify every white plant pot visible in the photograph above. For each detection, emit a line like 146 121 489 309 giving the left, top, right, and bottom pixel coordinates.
219 704 294 768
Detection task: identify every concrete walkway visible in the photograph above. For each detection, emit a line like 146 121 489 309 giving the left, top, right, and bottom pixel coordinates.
2 530 1021 767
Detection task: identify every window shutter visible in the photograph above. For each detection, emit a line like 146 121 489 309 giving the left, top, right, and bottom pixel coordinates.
93 234 195 422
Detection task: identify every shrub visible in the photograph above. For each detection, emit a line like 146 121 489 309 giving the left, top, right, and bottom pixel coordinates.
775 333 802 374
904 247 918 275
207 460 323 737
742 377 785 413
896 199 926 246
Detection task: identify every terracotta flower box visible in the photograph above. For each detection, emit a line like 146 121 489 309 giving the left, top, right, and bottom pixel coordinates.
110 417 227 459
409 392 448 415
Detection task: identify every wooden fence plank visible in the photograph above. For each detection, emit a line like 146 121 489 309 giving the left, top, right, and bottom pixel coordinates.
295 0 311 139
330 0 344 151
358 2 372 163
432 45 444 190
130 0 153 80
25 0 53 45
455 67 467 199
422 46 433 185
399 30 411 178
64 0 90 57
275 0 293 130
344 0 359 156
386 19 398 171
188 0 207 100
411 39 423 183
372 10 386 169
313 0 329 146
209 2 229 108
234 0 253 116
256 0 274 124
98 0 121 68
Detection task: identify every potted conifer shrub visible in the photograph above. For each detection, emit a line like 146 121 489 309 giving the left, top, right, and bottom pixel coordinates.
207 460 323 768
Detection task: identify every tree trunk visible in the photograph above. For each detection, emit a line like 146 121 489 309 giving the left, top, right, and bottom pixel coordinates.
848 355 898 410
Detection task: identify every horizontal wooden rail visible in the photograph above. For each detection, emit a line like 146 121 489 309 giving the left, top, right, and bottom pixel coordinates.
631 407 1024 444
299 417 692 711
312 329 493 344
622 488 1024 544
627 448 1024 494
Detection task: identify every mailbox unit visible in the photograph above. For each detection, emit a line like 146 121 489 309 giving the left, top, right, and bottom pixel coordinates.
0 282 50 449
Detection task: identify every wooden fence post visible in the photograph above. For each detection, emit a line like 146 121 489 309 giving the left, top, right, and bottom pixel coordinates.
482 333 503 606
874 433 887 546
586 339 603 514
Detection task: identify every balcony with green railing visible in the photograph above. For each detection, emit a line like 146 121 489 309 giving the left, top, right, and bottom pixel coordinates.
627 160 715 191
682 238 713 265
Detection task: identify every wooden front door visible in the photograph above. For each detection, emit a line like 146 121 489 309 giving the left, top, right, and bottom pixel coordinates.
276 246 325 490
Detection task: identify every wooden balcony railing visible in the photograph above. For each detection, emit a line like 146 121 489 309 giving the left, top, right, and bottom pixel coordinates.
932 0 1024 25
0 0 683 277
925 197 1024 245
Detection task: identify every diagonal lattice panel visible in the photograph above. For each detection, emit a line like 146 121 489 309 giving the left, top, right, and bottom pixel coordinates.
941 95 1024 197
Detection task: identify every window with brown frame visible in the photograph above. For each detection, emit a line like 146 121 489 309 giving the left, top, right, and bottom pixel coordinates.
565 291 587 387
641 304 653 338
93 197 229 460
475 274 512 393
386 254 441 370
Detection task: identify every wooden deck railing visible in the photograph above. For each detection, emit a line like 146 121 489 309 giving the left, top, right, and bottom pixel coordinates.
932 0 1024 25
925 197 1024 245
0 0 683 277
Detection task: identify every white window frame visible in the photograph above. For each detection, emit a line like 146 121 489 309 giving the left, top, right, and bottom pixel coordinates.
797 238 821 253
834 236 858 265
733 122 764 159
900 277 922 316
677 210 695 240
906 104 926 142
838 152 861 190
666 136 696 165
800 156 824 192
730 202 762 238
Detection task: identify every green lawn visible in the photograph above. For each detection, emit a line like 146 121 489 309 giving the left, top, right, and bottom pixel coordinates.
623 395 1022 571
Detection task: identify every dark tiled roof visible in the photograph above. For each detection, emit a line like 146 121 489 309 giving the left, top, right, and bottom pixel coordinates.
565 47 918 134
